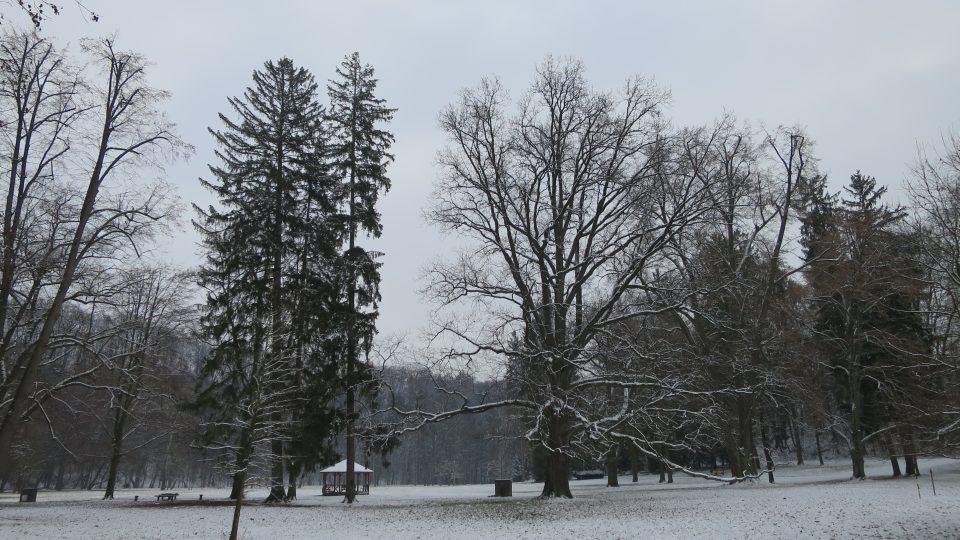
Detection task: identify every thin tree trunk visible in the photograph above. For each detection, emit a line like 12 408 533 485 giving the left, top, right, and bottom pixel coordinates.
849 367 866 480
815 430 824 466
663 444 674 484
229 469 247 540
286 460 300 500
344 156 359 504
103 386 134 500
759 415 775 484
890 455 902 477
725 430 744 478
791 413 804 465
904 455 919 477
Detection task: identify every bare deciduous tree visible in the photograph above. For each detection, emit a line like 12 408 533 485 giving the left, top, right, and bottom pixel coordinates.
0 33 186 461
395 58 720 498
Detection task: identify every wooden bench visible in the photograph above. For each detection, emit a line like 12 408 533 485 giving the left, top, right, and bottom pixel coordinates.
155 492 179 502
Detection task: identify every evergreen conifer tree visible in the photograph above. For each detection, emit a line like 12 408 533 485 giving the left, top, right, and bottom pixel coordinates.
804 172 928 479
327 52 396 503
194 58 338 506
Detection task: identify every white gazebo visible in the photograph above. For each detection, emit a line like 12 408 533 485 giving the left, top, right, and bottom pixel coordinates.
320 460 373 496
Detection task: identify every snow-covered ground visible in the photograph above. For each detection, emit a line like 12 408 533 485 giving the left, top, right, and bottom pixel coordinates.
1 458 958 539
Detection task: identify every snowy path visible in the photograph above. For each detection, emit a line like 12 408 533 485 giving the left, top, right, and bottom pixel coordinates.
1 458 958 539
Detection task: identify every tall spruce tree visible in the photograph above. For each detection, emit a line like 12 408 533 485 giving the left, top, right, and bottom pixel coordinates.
194 57 337 507
327 52 395 503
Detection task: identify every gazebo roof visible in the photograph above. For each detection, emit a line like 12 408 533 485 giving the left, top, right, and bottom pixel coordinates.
320 460 373 473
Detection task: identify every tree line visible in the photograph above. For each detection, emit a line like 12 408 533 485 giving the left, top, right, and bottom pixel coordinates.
1 30 958 515
381 57 960 498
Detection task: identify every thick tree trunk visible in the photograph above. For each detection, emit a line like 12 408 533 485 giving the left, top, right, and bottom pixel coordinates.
229 472 243 500
539 379 573 498
605 446 619 487
850 442 866 479
630 445 639 483
541 449 572 498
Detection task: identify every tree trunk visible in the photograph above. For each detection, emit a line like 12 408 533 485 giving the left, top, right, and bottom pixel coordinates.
889 455 902 478
725 430 744 478
849 373 866 480
850 441 866 479
229 468 247 540
539 399 573 498
630 445 639 483
103 403 128 500
903 432 920 476
815 430 824 466
541 449 572 498
286 460 300 500
791 414 804 465
344 340 357 503
229 472 243 500
264 433 286 503
759 416 776 484
605 446 619 487
904 455 919 477
54 463 64 491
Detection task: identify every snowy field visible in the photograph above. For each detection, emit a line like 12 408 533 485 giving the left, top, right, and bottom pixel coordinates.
1 458 958 539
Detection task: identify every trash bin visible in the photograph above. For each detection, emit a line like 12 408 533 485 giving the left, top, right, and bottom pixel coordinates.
494 479 512 497
19 488 37 502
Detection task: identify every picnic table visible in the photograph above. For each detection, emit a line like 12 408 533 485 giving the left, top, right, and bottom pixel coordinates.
155 492 179 502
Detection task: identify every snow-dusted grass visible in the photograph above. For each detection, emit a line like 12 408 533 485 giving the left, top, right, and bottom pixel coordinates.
1 458 958 539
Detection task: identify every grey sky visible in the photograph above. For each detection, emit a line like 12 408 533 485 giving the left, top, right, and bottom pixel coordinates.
32 0 960 338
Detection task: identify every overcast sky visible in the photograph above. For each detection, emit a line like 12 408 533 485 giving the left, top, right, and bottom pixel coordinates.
26 0 960 338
